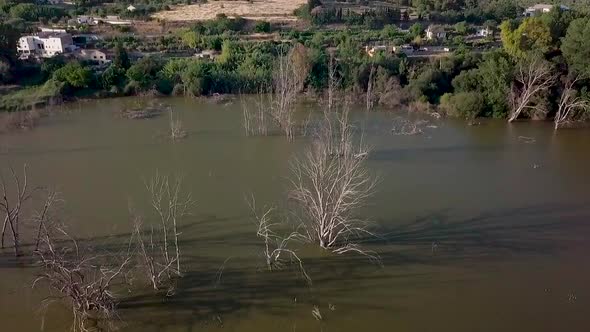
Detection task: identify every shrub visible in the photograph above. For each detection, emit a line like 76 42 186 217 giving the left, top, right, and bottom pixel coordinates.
440 92 484 119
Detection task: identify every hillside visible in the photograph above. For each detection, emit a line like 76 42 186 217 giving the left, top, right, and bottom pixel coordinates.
152 0 307 22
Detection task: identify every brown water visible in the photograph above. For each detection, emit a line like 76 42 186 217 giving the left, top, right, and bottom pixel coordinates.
1 97 590 332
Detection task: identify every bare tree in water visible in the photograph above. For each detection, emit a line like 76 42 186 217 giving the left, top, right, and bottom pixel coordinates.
32 188 61 252
269 44 310 141
141 173 193 281
242 90 270 137
34 225 133 332
1 165 37 256
508 56 556 122
248 198 311 284
169 108 187 140
290 106 379 260
555 74 590 129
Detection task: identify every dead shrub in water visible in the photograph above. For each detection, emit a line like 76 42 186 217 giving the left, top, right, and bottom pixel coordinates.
34 225 133 332
248 198 311 285
130 173 193 292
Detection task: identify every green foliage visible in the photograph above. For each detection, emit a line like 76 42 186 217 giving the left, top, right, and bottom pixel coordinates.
441 91 484 119
501 18 552 58
41 56 67 79
562 17 590 77
454 21 468 34
254 21 271 33
180 30 200 49
53 62 92 89
9 4 65 22
409 23 424 38
406 67 451 103
126 57 164 89
0 23 18 60
0 79 64 111
101 65 126 90
113 43 131 70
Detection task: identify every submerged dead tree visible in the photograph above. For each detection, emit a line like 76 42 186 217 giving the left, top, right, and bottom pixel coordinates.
137 172 193 289
248 198 311 284
268 44 310 141
508 56 556 122
290 107 378 259
1 165 37 256
555 74 590 129
242 91 270 137
169 108 187 140
34 225 133 332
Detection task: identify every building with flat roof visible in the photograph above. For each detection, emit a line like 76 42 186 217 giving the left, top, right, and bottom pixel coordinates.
17 32 76 59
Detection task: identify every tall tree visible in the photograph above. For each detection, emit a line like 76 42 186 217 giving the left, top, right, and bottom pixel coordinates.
562 17 590 77
501 18 552 59
113 42 131 70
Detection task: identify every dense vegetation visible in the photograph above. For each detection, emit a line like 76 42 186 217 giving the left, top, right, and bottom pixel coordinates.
0 1 589 125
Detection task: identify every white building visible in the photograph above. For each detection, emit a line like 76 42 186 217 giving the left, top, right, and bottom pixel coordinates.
127 5 137 12
476 27 493 37
75 49 110 65
426 25 447 41
17 32 76 59
524 4 570 16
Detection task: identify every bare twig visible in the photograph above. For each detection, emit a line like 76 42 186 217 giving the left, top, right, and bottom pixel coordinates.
508 56 556 122
1 164 38 256
555 74 590 129
289 106 380 261
248 197 311 285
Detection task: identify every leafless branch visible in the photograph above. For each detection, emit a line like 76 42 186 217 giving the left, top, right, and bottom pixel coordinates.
33 225 133 332
248 197 311 285
1 164 38 256
289 105 379 261
508 56 557 122
169 108 187 140
555 74 590 129
144 172 194 278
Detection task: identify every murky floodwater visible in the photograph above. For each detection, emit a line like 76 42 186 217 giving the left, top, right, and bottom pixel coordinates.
1 97 590 332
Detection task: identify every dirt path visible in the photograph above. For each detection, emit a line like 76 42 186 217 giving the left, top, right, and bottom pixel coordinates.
152 0 306 22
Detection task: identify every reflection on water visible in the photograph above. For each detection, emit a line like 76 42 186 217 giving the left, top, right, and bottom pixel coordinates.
1 97 590 332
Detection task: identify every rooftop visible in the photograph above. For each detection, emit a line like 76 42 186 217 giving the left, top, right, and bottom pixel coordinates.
35 31 71 39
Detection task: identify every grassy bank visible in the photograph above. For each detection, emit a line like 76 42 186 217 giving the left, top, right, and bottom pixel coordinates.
0 80 64 111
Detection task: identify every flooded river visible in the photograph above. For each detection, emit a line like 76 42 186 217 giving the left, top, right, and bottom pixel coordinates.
1 97 590 331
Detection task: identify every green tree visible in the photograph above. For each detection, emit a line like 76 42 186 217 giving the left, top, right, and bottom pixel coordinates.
478 52 513 118
113 43 131 70
562 17 590 77
254 21 271 33
41 55 67 79
53 62 92 88
501 18 552 59
454 21 468 35
440 92 484 120
180 29 200 49
409 23 424 38
126 57 164 89
9 3 36 21
101 65 126 90
0 23 18 81
381 24 399 40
